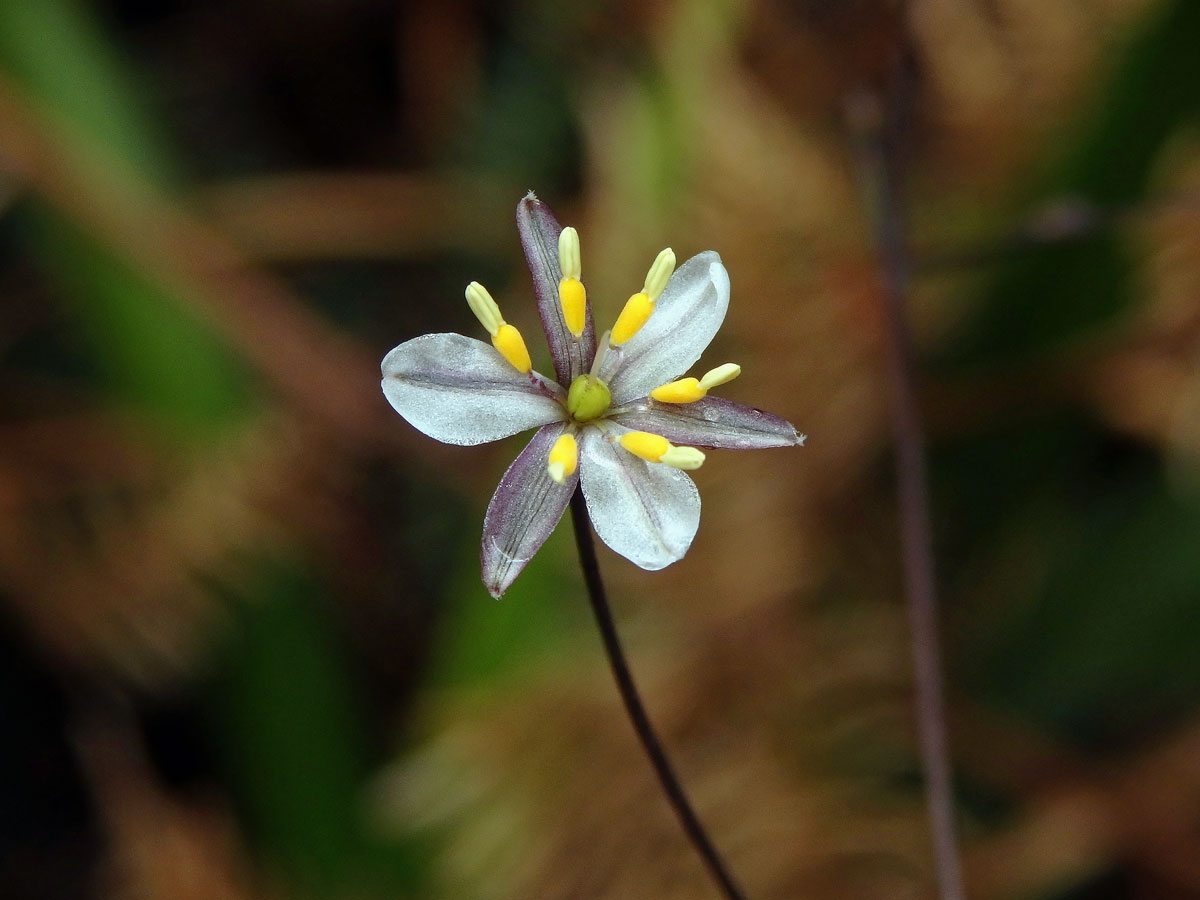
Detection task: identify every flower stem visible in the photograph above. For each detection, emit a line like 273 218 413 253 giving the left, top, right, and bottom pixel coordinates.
569 489 747 900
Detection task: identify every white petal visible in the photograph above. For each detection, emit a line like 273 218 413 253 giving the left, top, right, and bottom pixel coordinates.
481 423 577 597
381 333 564 446
601 252 730 404
578 426 700 571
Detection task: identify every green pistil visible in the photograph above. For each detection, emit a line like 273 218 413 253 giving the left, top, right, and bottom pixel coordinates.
566 374 611 422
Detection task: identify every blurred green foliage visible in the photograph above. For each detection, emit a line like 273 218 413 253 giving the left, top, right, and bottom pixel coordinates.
0 0 248 430
938 0 1200 750
946 0 1200 365
0 1 401 894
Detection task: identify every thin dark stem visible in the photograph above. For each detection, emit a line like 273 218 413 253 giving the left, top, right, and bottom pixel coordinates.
569 489 747 900
848 81 968 900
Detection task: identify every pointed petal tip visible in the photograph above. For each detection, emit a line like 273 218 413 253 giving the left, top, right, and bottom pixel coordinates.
480 424 577 600
517 191 543 219
781 423 805 446
480 537 528 599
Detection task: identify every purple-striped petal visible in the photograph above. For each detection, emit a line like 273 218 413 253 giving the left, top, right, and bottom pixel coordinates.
599 252 730 404
382 333 564 446
610 397 803 449
516 193 596 386
481 423 578 597
578 426 700 570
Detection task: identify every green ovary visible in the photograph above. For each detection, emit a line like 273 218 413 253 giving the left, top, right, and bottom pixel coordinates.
566 374 611 422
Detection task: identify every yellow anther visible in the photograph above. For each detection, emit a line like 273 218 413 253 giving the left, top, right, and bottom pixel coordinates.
698 363 741 390
610 292 654 345
642 248 675 301
619 431 705 470
609 248 676 345
650 378 706 404
465 281 505 336
651 363 741 404
558 277 586 337
660 446 706 470
547 433 578 484
491 323 531 374
619 431 671 462
558 227 582 280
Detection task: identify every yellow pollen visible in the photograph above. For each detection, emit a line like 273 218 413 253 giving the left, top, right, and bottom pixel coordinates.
547 433 578 483
651 363 741 404
558 227 582 280
650 378 706 404
619 431 670 462
643 248 675 301
610 292 654 345
559 277 586 337
491 323 531 374
465 281 505 336
608 248 676 345
619 432 706 470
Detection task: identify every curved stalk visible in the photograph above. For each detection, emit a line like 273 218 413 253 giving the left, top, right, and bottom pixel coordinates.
569 489 746 900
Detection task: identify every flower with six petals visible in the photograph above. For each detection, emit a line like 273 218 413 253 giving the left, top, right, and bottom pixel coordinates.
381 193 803 597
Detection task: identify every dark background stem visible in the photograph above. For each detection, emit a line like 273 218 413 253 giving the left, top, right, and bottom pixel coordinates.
569 488 746 900
847 63 968 900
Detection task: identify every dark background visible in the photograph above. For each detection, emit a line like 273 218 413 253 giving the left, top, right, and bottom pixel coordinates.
3 1 1200 898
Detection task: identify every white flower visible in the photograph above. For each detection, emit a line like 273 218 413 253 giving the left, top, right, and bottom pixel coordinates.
382 193 803 597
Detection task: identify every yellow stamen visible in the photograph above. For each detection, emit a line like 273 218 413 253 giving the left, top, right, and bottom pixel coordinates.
650 378 706 404
698 363 741 390
559 277 586 337
558 227 582 280
492 323 531 374
643 248 675 301
619 431 670 462
465 281 504 336
618 431 705 470
465 282 531 373
609 248 675 345
547 433 578 484
610 291 654 345
651 363 741 404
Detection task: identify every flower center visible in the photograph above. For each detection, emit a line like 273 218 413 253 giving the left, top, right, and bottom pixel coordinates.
566 373 611 422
